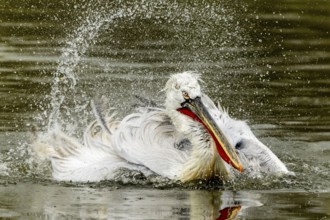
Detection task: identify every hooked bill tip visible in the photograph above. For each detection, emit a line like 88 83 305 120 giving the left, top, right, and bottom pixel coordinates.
238 164 243 173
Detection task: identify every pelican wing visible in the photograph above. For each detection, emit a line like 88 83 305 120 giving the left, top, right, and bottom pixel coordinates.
33 128 153 182
107 108 190 179
36 107 191 182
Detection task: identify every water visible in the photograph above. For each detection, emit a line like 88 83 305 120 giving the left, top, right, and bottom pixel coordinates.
1 0 329 219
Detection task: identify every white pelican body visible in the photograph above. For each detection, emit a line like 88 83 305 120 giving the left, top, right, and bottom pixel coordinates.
35 72 290 182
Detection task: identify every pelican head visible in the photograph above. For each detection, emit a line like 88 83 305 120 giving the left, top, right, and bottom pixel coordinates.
164 72 243 180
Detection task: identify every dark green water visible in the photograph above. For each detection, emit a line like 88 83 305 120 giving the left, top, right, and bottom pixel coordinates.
0 0 329 219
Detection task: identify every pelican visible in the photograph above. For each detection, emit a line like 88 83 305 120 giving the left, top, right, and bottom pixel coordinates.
34 72 291 182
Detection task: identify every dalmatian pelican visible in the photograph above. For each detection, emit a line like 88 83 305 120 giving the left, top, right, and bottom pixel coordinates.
35 72 290 182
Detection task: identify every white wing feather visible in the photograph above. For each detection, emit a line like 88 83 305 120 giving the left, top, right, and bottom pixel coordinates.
35 129 151 182
35 107 190 182
109 108 190 179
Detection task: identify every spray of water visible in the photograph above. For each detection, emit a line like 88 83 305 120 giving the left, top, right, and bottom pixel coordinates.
53 3 241 127
28 1 250 182
46 3 155 134
48 11 109 132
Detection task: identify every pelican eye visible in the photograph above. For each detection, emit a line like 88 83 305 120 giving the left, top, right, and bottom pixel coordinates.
182 91 190 100
235 141 243 150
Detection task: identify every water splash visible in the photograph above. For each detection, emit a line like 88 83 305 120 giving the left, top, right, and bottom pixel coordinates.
47 1 249 132
38 0 248 176
48 13 102 132
47 3 140 133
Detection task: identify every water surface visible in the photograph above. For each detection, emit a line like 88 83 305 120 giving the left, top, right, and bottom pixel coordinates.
0 0 329 219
